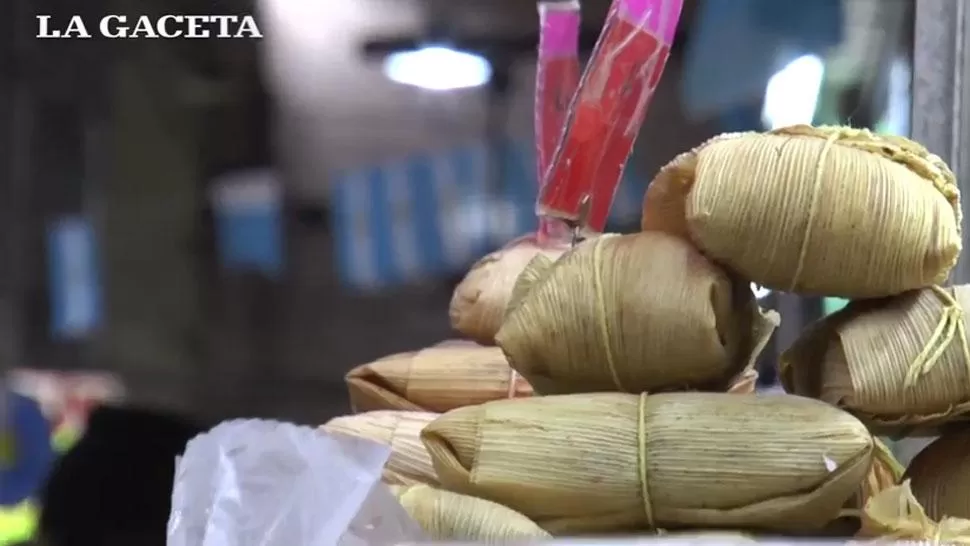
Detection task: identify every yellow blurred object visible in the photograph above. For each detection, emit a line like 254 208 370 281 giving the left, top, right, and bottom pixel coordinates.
449 235 568 345
344 343 532 413
422 392 873 535
390 484 550 542
0 501 38 546
642 125 961 298
904 429 970 521
858 480 970 543
321 410 438 486
781 285 970 430
496 232 778 395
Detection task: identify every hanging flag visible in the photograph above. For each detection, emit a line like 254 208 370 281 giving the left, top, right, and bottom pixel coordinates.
210 169 284 278
47 216 102 340
330 140 645 289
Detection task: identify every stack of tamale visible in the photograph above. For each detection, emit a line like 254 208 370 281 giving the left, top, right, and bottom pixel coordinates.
320 124 967 541
642 125 964 540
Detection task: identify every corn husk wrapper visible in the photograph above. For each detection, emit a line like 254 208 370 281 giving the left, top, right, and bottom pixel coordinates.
450 235 568 345
781 285 970 430
345 343 533 413
858 480 970 543
840 438 905 526
641 125 962 298
387 484 550 542
321 411 438 486
421 392 873 534
496 232 779 395
904 430 970 521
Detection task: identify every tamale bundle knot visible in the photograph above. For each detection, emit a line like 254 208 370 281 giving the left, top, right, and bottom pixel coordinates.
904 286 970 389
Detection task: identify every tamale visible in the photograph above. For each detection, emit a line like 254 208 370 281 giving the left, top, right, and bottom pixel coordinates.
642 125 961 298
781 285 970 429
858 481 970 542
496 232 778 395
904 430 970 521
345 343 532 413
421 392 873 534
389 484 550 541
450 235 567 345
321 410 438 486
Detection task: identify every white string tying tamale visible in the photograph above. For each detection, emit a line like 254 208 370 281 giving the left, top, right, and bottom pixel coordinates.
496 232 778 395
388 484 550 541
781 285 970 430
321 411 438 486
345 342 533 413
421 392 873 535
642 125 961 298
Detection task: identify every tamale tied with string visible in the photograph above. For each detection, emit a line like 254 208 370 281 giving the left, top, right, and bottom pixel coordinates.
450 235 568 345
496 232 778 395
345 342 532 413
642 125 962 298
388 484 551 542
903 430 970 521
421 392 873 534
781 285 970 429
321 410 438 486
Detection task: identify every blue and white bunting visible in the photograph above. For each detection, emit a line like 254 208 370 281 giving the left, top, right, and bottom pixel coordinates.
331 139 646 289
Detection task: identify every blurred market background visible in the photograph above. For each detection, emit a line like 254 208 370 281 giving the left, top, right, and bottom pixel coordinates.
1 0 969 542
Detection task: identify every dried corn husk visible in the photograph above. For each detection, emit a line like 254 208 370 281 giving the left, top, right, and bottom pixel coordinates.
726 368 759 394
388 484 550 541
450 235 568 345
781 285 970 429
421 392 873 534
904 430 970 521
841 438 905 525
345 343 532 413
496 232 778 395
641 125 961 298
321 411 438 486
858 480 970 543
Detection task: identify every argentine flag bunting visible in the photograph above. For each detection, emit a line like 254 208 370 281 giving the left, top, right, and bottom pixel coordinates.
330 139 646 289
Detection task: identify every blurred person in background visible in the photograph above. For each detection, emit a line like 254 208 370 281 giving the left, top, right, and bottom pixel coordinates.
35 405 204 546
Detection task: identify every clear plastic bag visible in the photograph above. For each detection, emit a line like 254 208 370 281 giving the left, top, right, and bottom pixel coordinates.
167 419 427 546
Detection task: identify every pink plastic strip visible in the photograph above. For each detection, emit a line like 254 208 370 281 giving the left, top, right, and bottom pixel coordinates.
538 1 582 57
619 0 682 44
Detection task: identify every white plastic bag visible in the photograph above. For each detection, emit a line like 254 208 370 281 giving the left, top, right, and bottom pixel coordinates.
167 419 427 546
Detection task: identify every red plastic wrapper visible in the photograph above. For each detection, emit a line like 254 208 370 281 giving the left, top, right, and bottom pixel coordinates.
538 0 683 235
535 1 582 243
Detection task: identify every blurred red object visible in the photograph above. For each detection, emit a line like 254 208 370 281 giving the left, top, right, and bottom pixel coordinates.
539 0 683 235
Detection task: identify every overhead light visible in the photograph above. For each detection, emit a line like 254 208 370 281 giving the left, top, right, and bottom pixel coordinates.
383 45 492 91
761 54 825 129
